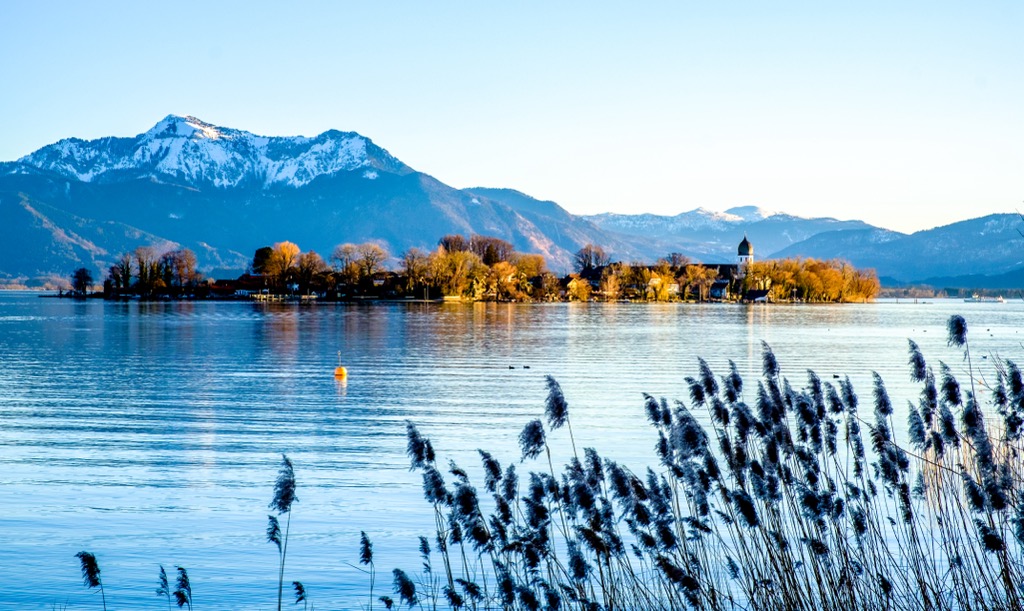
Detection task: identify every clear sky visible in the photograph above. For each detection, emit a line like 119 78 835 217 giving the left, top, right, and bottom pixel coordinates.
2 1 1021 233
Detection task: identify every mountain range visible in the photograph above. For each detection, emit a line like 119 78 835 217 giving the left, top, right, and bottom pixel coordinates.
1 115 1020 288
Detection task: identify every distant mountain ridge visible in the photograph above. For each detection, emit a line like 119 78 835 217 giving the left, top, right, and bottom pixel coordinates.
582 207 882 261
773 214 1024 284
1 115 1020 288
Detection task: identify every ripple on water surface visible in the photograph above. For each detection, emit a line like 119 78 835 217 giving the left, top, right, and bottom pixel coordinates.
0 293 1019 609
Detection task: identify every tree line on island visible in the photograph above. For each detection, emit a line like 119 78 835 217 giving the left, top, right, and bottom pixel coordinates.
69 234 880 303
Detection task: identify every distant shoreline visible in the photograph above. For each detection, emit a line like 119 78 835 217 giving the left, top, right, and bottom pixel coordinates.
32 291 863 305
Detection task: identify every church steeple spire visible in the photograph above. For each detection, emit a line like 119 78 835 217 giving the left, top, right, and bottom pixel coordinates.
737 235 753 271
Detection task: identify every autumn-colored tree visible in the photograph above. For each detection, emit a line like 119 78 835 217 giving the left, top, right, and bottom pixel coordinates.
466 258 490 300
815 262 844 302
615 263 648 300
599 264 623 300
681 265 718 301
773 259 800 301
653 259 673 278
742 260 773 293
486 261 522 301
428 248 482 297
742 257 878 303
566 274 592 301
795 266 823 301
646 272 673 302
534 272 562 302
265 241 301 292
854 270 881 301
841 262 880 302
510 253 547 279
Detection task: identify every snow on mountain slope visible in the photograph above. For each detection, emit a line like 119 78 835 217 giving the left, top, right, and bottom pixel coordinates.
585 207 770 233
18 115 409 188
723 205 777 222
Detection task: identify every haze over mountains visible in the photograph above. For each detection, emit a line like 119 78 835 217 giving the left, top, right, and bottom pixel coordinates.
0 115 1020 288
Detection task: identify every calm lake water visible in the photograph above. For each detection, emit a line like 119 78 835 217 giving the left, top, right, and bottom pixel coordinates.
0 291 1021 609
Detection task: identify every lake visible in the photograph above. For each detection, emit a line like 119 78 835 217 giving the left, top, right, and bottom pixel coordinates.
0 292 1020 609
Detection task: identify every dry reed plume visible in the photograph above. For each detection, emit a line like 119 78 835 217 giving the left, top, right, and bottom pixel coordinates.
378 315 1024 611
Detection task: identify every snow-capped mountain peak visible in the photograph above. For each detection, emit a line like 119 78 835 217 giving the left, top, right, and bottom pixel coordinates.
17 115 410 189
143 114 232 141
689 207 745 223
723 205 779 222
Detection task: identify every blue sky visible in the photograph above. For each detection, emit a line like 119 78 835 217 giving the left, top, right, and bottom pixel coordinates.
2 1 1021 233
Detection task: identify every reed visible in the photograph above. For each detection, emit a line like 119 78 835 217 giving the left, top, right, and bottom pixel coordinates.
74 551 105 611
360 531 376 611
375 315 1024 610
157 564 172 610
173 566 192 610
269 454 298 611
293 581 310 611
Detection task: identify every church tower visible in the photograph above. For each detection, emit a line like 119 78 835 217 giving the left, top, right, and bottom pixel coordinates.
737 235 753 266
737 235 753 278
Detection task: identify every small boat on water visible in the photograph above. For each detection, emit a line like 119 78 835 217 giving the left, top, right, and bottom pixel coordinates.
964 294 1005 303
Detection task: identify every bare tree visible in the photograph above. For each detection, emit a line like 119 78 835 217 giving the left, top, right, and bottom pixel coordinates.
573 244 609 274
134 247 155 291
469 235 515 265
535 272 562 302
400 248 430 293
438 234 470 253
71 267 93 296
667 252 691 271
295 250 328 295
161 249 199 292
113 253 132 289
331 243 361 285
331 243 358 271
356 243 389 280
